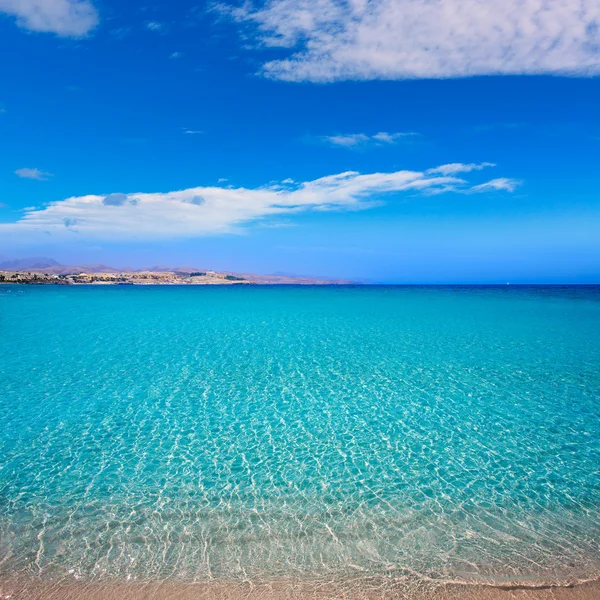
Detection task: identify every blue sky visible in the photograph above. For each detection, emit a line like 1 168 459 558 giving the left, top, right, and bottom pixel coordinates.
0 0 599 283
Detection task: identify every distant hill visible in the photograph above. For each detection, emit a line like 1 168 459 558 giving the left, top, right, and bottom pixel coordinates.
0 257 62 270
0 257 131 275
23 263 122 275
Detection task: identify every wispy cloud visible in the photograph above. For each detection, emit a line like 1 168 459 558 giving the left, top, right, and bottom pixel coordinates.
170 51 183 59
109 27 130 40
323 131 417 148
146 21 163 31
183 128 203 135
0 0 98 36
15 168 53 181
324 133 369 147
427 162 496 175
372 132 416 143
0 163 519 242
467 178 522 193
222 0 600 82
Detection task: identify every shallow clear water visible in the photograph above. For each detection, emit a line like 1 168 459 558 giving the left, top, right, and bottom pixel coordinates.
1 285 599 586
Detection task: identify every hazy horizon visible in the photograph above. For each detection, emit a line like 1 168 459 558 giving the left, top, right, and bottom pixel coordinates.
2 253 600 285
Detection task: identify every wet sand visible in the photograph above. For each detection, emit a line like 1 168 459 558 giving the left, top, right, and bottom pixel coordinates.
1 577 599 600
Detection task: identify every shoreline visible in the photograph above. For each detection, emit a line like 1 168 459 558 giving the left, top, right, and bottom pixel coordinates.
2 576 600 600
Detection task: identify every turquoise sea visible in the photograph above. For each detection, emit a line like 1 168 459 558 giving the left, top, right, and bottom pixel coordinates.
1 285 599 590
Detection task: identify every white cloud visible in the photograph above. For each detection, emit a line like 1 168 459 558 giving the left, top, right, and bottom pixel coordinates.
468 178 522 193
224 0 600 82
324 133 369 147
183 128 203 134
428 162 496 175
0 0 98 36
323 131 416 147
146 21 163 31
170 51 183 59
0 163 519 241
15 168 53 181
372 132 416 143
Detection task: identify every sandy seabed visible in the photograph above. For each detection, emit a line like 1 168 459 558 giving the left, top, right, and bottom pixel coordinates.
1 577 599 600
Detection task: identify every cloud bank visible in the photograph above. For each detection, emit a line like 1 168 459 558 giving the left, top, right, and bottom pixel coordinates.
225 0 600 81
0 0 98 36
0 163 519 242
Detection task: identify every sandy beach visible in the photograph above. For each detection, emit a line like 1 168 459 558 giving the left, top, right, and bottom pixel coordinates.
1 577 600 600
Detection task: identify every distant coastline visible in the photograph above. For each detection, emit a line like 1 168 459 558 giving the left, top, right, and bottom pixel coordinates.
0 257 352 285
0 268 352 286
0 270 251 286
